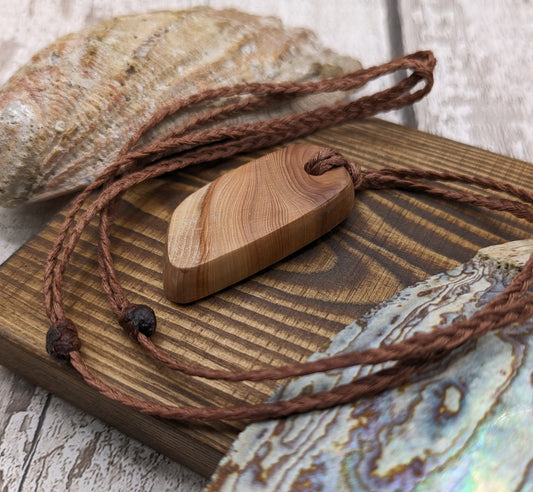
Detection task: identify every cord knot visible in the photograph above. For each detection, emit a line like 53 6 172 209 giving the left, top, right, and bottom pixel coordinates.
46 318 81 363
119 304 157 338
304 148 364 189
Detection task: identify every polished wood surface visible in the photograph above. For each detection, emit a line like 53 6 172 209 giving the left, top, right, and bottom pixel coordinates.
164 144 354 303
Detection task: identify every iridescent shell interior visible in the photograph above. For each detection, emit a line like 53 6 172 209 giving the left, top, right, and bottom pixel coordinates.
209 239 533 492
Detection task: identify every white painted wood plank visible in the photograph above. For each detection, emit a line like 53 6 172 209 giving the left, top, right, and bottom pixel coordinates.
0 198 71 264
0 368 49 491
205 0 403 125
399 0 533 163
19 398 208 492
206 0 392 62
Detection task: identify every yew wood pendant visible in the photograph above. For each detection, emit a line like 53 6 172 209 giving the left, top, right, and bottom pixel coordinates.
164 144 354 303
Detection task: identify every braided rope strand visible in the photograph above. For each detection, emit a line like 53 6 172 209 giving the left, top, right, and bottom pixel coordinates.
45 51 533 423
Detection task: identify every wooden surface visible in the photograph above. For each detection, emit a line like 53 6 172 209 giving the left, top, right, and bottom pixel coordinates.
164 144 354 303
0 1 532 491
2 118 533 481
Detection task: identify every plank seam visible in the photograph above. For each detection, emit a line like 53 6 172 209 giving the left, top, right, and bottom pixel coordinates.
386 0 417 128
16 393 52 492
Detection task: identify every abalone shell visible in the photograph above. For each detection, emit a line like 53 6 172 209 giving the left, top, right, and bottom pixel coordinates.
208 240 533 491
0 7 359 206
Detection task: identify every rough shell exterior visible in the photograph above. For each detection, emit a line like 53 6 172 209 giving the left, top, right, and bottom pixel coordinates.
0 7 360 206
208 239 533 491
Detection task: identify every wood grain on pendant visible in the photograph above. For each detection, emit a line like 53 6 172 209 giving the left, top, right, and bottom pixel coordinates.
164 144 354 303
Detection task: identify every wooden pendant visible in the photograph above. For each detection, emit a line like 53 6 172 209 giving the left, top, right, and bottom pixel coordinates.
163 144 354 303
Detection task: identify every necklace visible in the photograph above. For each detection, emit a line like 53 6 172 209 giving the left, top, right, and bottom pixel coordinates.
46 51 533 422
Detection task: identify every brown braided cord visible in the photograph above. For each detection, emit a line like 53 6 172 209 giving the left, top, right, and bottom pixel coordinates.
69 352 436 421
42 50 533 422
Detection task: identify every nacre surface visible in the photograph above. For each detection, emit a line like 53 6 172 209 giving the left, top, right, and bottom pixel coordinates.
208 240 533 492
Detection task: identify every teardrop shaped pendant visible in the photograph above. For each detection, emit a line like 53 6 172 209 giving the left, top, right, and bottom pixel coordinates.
164 144 354 303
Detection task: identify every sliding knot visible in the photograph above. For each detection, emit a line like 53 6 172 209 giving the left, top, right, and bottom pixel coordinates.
119 304 157 338
46 318 81 363
304 148 364 189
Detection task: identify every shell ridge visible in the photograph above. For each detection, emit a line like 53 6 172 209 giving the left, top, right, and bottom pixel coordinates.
0 7 361 206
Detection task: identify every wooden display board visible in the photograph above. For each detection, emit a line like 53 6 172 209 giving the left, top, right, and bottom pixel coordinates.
1 119 532 477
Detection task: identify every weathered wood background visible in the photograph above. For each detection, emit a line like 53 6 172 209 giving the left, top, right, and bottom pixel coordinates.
0 1 531 490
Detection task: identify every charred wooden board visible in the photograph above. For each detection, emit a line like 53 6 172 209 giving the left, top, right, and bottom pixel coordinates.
1 119 533 478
